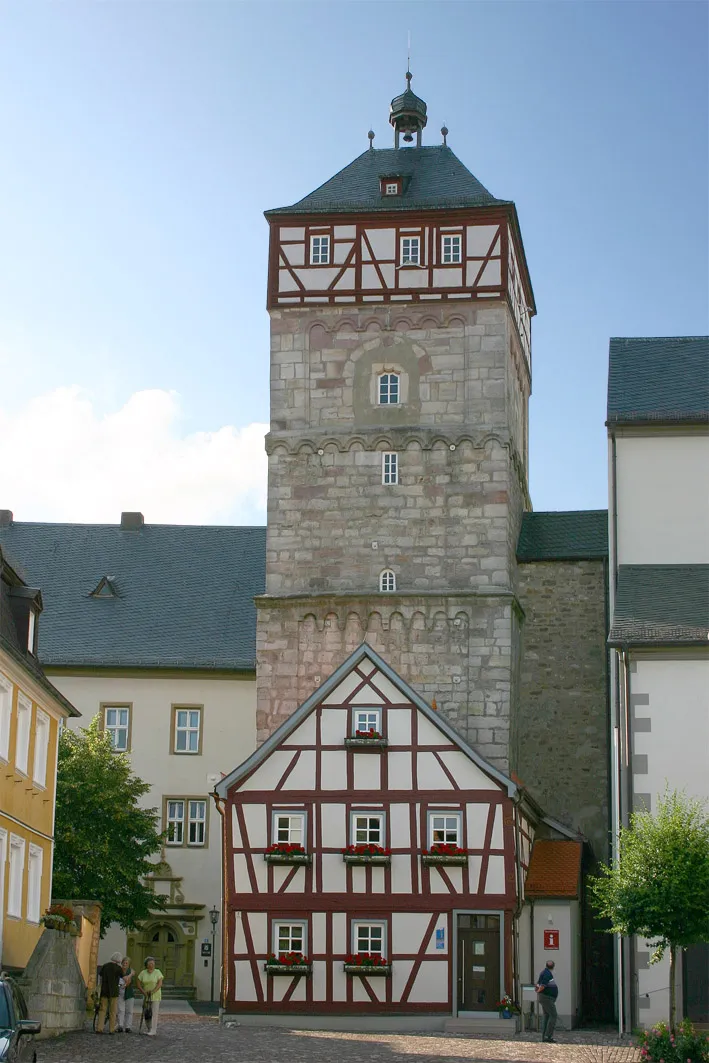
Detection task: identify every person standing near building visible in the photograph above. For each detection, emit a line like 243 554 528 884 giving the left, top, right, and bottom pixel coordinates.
117 956 135 1032
136 956 164 1036
536 959 559 1043
96 951 124 1034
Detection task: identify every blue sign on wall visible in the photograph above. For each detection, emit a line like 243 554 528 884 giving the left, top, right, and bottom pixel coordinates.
435 928 445 950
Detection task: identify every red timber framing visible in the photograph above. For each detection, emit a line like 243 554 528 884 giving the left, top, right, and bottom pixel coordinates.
267 206 535 329
215 643 543 1018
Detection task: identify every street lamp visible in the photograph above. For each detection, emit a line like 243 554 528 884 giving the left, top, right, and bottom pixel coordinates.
209 906 219 1004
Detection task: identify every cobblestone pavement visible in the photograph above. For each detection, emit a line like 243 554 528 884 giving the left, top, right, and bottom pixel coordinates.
38 1019 641 1063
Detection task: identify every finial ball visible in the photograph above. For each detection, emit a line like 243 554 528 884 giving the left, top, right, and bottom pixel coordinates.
441 125 449 136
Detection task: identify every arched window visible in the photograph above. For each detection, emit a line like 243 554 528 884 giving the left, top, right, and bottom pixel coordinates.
379 569 396 592
378 373 400 405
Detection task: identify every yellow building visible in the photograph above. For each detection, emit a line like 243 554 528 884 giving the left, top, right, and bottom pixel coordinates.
0 545 80 969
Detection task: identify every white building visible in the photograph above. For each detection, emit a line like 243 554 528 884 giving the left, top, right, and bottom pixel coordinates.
0 511 264 999
607 336 709 1028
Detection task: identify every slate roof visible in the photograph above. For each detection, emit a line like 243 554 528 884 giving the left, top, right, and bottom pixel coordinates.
266 145 509 216
609 565 709 646
607 336 709 426
525 840 582 898
516 511 609 562
0 522 266 670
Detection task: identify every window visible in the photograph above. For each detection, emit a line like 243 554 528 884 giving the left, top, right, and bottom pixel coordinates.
385 182 399 195
272 811 306 846
428 811 462 848
310 234 330 264
15 694 31 775
442 234 462 263
32 710 49 788
173 706 202 754
379 569 396 592
165 797 208 847
353 708 381 735
378 373 400 405
104 705 130 752
0 675 11 761
187 800 207 846
400 236 420 265
352 921 386 956
351 812 384 846
166 800 185 845
273 921 306 957
8 835 25 918
382 452 398 485
26 844 43 923
27 609 36 653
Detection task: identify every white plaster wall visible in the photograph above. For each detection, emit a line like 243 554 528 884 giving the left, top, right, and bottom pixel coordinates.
632 657 709 806
616 434 709 563
531 900 579 1028
53 672 256 999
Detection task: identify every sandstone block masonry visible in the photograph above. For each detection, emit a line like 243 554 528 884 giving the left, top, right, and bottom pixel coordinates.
515 559 610 860
258 302 531 773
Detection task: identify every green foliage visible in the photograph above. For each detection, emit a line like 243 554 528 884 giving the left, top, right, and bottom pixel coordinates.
637 1020 709 1062
53 716 166 935
591 791 709 963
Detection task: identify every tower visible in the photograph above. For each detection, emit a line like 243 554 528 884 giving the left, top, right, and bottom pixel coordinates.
256 73 535 771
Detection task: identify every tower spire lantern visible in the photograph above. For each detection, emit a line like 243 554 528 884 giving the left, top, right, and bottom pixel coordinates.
389 69 428 148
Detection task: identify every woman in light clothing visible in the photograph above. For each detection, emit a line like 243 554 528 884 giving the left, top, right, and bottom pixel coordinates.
116 956 134 1032
136 956 164 1036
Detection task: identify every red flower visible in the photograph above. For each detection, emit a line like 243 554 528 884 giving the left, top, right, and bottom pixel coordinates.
267 842 306 854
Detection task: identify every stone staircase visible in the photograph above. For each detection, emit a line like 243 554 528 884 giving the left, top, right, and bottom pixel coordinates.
444 1015 518 1036
160 985 197 1001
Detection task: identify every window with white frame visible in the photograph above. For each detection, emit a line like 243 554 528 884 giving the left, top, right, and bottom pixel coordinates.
442 234 462 263
166 799 185 845
0 675 11 761
385 182 399 195
310 234 330 264
8 835 25 918
272 811 305 846
187 800 207 846
400 236 420 265
273 921 306 957
378 372 400 405
26 844 43 923
27 609 36 653
382 452 398 485
353 708 381 735
173 707 201 754
353 920 386 956
15 694 31 775
351 812 384 846
32 710 49 788
379 569 396 592
104 706 130 751
428 811 462 847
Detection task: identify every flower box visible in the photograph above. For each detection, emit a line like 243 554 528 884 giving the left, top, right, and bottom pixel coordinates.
344 737 388 750
343 853 391 866
264 844 311 866
421 848 468 867
264 963 312 976
344 955 392 977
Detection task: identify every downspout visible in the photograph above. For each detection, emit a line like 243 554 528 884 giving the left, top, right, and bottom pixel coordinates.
620 646 635 1033
213 792 228 1011
608 428 624 1036
512 790 525 1008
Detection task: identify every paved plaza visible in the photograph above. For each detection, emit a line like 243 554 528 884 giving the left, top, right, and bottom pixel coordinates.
37 1011 641 1063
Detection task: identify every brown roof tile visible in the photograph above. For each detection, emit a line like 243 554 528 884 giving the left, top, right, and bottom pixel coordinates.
525 840 582 898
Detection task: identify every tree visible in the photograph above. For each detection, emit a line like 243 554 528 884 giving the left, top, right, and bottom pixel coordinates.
591 790 709 1032
53 716 166 934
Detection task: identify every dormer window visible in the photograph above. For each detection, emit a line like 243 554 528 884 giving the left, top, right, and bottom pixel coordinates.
310 234 330 265
381 177 402 197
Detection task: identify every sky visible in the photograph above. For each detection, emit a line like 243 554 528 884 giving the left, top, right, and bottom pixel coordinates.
0 0 707 525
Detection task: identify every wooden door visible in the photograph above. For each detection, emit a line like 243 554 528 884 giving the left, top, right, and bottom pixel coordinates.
684 944 709 1024
145 925 182 986
456 914 500 1013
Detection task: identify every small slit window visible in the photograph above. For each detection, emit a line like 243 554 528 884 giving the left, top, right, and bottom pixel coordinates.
380 569 396 592
310 234 330 265
382 452 398 484
400 236 420 265
442 234 462 263
378 373 400 405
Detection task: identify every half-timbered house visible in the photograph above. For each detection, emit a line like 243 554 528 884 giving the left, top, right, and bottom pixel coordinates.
215 644 577 1030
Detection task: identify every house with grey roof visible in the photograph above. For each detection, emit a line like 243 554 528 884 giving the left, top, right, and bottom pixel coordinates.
606 335 709 1030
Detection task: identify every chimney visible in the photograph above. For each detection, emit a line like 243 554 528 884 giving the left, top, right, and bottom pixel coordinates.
0 510 13 527
120 512 144 530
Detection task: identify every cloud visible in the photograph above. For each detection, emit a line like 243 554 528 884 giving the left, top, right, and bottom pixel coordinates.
0 386 268 525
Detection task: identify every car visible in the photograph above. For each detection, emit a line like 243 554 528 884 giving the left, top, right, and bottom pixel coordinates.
0 974 41 1062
